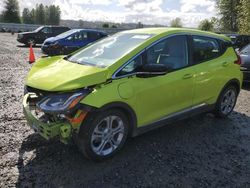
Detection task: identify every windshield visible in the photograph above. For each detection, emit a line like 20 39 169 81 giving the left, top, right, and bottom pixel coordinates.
67 32 154 67
241 45 250 55
55 29 78 38
34 26 44 32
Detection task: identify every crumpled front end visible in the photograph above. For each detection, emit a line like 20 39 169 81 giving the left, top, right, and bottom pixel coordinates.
23 88 92 144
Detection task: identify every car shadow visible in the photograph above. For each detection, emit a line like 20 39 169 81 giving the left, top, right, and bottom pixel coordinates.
16 111 250 187
17 45 42 48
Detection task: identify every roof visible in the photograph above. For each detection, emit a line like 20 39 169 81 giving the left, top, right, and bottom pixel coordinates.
73 28 107 34
123 27 230 41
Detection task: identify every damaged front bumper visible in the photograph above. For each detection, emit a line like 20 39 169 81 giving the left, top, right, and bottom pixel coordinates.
23 93 86 144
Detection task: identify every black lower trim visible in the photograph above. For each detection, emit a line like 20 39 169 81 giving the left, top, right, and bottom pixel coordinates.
132 104 215 137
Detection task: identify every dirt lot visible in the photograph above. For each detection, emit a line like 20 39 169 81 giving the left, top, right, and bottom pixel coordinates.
0 33 250 188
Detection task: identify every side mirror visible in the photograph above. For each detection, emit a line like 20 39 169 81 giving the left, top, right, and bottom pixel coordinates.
136 63 168 78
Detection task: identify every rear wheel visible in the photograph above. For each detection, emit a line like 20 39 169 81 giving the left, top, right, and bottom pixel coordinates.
214 85 238 118
76 109 129 161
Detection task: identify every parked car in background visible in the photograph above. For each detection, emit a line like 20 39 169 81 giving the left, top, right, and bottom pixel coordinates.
239 44 250 82
41 29 108 55
23 28 242 160
225 34 250 50
17 26 70 46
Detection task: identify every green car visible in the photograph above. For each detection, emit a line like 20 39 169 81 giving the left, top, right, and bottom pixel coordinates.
23 28 243 160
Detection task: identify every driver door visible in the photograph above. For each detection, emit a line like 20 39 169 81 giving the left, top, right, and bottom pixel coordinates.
117 35 195 126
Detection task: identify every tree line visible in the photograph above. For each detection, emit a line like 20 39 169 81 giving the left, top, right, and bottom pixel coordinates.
168 0 250 34
0 0 250 34
0 0 61 25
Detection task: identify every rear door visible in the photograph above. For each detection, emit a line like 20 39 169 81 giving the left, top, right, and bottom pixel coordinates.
191 35 227 106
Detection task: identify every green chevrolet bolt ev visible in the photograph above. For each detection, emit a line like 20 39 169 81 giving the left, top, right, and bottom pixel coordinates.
23 28 243 160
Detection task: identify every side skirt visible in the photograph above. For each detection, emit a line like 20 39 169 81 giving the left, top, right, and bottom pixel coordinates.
132 103 215 137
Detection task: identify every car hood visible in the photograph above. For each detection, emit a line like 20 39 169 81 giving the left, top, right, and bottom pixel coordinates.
19 31 37 35
26 56 109 91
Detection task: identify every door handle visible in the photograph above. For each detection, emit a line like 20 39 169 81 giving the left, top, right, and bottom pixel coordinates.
183 74 193 79
222 61 229 67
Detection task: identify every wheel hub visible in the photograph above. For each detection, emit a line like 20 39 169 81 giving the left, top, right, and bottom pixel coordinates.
91 115 125 156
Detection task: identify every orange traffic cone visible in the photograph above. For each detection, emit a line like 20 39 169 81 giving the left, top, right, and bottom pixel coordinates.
29 44 35 64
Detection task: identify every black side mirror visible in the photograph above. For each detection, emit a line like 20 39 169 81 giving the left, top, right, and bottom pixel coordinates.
136 63 168 78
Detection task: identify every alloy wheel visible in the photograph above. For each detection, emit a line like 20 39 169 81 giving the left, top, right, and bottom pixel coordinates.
91 116 125 156
220 88 237 115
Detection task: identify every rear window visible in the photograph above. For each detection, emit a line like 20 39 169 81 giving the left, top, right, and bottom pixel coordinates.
193 36 221 63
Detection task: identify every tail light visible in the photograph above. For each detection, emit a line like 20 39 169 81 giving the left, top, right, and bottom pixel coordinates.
234 54 241 65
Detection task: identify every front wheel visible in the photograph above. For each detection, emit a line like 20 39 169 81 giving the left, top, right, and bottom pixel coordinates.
76 109 129 161
214 86 238 118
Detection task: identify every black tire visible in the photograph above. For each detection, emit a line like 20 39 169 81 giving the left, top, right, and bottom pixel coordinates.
214 85 238 118
76 109 129 161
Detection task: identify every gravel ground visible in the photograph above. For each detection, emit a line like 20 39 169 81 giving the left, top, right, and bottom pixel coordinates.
0 33 250 188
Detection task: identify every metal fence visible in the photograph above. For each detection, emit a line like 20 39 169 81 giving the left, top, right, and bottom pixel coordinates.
0 22 126 34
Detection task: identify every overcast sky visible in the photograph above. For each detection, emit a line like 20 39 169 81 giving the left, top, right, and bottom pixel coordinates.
0 0 217 27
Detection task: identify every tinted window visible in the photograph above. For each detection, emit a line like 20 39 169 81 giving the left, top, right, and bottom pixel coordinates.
146 35 188 70
66 31 87 41
116 55 143 76
41 27 52 34
88 32 102 40
193 36 220 63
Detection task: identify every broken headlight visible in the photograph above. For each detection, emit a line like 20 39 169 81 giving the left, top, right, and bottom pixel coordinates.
37 90 90 114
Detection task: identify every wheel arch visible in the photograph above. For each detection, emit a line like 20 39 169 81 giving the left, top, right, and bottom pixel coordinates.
216 78 241 104
98 102 138 137
221 78 241 95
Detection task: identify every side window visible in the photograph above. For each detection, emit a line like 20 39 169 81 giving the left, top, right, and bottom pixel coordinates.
80 31 88 40
193 36 220 63
66 32 87 41
88 32 100 40
116 55 143 77
41 27 51 34
146 35 188 70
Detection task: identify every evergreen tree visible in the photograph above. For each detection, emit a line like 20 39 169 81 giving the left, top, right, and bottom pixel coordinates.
47 5 61 25
22 8 33 24
30 8 36 24
2 0 21 23
20 5 61 25
44 5 49 24
35 4 45 24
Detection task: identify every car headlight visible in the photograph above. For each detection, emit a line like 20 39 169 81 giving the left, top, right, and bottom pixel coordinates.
18 34 23 38
37 90 90 113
